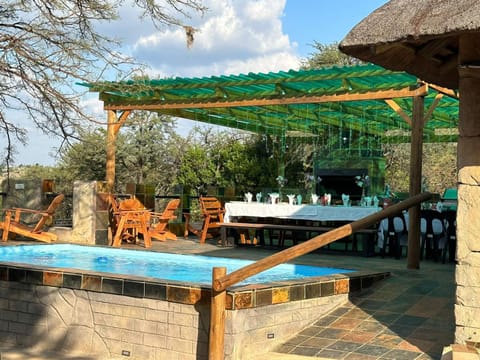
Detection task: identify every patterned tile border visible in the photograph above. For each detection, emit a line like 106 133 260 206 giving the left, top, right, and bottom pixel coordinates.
0 263 389 310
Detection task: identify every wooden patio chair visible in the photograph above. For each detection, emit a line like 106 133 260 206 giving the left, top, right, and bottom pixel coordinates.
184 196 225 244
111 197 151 248
0 194 65 243
149 198 181 241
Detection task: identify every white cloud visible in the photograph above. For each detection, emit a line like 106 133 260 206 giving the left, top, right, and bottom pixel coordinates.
80 95 106 121
128 0 300 78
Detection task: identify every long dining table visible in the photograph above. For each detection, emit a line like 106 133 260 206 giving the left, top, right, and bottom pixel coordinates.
224 201 381 223
223 201 381 251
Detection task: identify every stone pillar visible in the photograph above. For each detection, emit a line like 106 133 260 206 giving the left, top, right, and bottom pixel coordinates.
71 181 110 245
455 34 480 344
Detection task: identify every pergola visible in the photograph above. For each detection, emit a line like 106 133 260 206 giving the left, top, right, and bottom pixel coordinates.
82 63 459 268
83 63 458 140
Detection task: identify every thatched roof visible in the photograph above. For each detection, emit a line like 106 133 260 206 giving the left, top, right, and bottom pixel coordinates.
339 0 480 89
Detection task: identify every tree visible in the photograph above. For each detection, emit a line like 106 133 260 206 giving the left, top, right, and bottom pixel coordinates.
0 0 206 168
300 41 362 69
56 112 181 193
119 111 178 187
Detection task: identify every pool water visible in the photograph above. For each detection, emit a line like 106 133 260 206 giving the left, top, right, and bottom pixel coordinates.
0 244 352 285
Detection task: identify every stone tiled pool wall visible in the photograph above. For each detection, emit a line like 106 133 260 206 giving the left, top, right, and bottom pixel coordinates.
0 264 389 360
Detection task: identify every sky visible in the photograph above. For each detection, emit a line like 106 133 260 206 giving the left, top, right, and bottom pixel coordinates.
17 0 387 166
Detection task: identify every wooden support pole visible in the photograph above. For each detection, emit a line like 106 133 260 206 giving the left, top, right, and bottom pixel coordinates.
106 110 117 192
209 267 227 360
105 110 131 192
407 95 425 269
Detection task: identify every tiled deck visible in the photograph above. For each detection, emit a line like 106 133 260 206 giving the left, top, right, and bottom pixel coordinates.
0 235 455 360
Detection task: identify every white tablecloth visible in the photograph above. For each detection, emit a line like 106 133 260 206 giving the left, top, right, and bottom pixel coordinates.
224 202 381 223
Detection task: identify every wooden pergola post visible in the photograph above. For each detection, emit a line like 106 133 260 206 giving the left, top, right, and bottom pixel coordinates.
407 95 425 269
106 110 131 192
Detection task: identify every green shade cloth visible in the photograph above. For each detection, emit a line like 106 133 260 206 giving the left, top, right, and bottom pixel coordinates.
80 64 458 143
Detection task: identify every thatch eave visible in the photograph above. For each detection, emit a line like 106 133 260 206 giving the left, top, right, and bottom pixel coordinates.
339 0 480 89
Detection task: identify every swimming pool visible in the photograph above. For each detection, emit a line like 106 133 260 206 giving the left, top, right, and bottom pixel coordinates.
0 243 352 286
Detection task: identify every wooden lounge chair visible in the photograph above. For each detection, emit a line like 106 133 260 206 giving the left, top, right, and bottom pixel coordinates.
184 197 225 244
0 194 65 243
149 198 181 241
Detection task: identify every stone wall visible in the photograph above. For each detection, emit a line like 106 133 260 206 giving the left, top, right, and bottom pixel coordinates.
0 280 210 360
224 294 348 359
0 280 348 360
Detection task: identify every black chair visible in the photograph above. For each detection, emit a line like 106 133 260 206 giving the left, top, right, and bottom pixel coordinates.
380 213 408 259
442 210 457 263
420 210 448 262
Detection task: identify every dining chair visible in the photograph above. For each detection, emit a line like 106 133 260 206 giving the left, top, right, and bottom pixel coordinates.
420 210 448 262
380 213 408 259
441 210 456 263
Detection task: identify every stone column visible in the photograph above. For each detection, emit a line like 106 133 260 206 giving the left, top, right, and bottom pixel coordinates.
455 34 480 344
71 181 110 245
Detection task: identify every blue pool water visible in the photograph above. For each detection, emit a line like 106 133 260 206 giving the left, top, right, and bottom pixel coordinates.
0 244 352 285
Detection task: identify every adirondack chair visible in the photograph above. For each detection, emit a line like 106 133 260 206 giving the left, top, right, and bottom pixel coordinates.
0 194 65 243
184 197 225 244
149 198 181 241
111 196 151 248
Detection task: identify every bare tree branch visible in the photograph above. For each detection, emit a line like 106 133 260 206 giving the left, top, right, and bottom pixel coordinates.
0 0 205 168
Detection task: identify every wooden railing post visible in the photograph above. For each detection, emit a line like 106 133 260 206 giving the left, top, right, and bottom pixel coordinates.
209 267 227 360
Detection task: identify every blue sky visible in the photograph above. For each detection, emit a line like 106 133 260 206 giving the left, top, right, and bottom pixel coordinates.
17 0 387 166
283 0 387 58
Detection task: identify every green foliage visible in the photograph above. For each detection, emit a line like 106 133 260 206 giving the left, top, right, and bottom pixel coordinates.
56 112 181 194
300 41 362 69
177 143 218 196
57 128 109 185
383 142 457 194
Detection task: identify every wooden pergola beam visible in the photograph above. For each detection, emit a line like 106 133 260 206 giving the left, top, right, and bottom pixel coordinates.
101 85 429 111
384 99 412 126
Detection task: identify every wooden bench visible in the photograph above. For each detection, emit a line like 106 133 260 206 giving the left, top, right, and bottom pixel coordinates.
220 222 378 255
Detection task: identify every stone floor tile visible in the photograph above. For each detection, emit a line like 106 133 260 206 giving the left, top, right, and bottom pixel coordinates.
301 337 336 348
330 317 364 330
343 353 378 360
380 349 422 360
356 320 386 333
341 330 377 344
298 326 323 337
397 339 436 353
327 340 364 352
283 334 310 345
353 344 391 357
316 348 348 359
289 346 320 356
314 315 338 326
317 327 350 339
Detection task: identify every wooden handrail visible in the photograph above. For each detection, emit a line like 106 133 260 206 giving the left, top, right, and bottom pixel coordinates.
212 192 432 292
